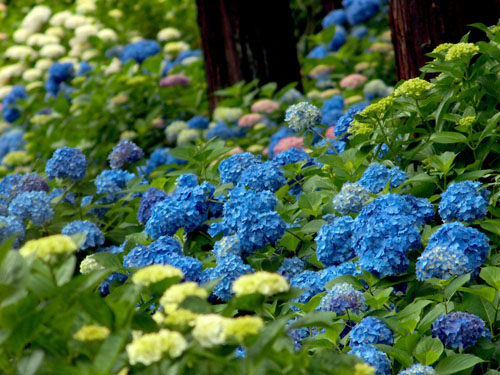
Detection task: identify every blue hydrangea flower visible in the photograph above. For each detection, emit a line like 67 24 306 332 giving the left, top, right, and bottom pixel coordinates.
319 261 363 288
13 174 49 197
279 88 303 104
0 130 25 163
211 235 242 261
164 255 202 282
307 45 328 59
2 86 27 123
328 27 347 52
357 163 407 193
351 26 369 39
398 364 435 375
438 181 490 223
8 191 53 226
238 161 286 192
334 102 369 140
145 185 208 238
143 147 187 176
0 174 23 214
221 186 286 253
175 174 199 191
350 317 393 347
352 194 422 277
94 169 136 200
345 0 381 26
137 187 168 224
423 222 490 278
187 116 209 130
349 344 391 375
108 140 144 169
62 220 105 250
206 121 245 140
432 312 490 349
0 215 25 247
45 63 75 96
120 40 160 64
319 282 367 314
123 236 183 268
332 182 370 215
48 188 76 205
46 147 87 180
290 270 323 305
272 147 311 167
202 255 253 301
218 152 261 185
285 102 322 131
322 109 344 126
402 195 434 227
322 9 348 28
277 257 305 280
316 216 355 266
77 61 93 76
416 246 470 280
200 181 224 218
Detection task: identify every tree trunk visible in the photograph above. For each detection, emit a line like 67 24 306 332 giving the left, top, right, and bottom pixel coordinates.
322 0 343 14
196 0 303 112
389 0 500 81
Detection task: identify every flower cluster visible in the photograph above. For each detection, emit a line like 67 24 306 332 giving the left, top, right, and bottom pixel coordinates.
126 329 188 365
432 312 490 348
319 282 367 314
357 163 407 193
393 78 433 98
232 271 289 297
9 191 54 226
131 264 184 286
332 182 370 214
19 234 77 261
397 364 435 375
218 152 261 185
285 102 322 131
316 216 355 266
108 140 144 169
350 317 394 347
62 220 104 250
445 43 480 61
120 40 161 64
438 181 489 223
45 147 87 180
73 325 110 341
349 344 391 375
2 86 27 123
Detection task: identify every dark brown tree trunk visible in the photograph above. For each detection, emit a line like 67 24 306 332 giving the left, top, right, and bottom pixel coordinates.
322 0 343 14
389 0 500 81
196 0 303 112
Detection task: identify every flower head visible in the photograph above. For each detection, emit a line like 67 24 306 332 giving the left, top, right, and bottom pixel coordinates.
397 364 435 375
319 282 367 314
8 191 53 226
62 220 104 250
132 264 184 286
445 43 479 61
350 317 393 347
225 316 264 342
192 314 230 347
332 182 370 215
126 329 187 365
232 271 289 297
432 312 490 348
108 140 144 169
438 181 489 223
394 78 433 98
160 282 208 312
20 234 77 261
285 102 322 131
349 344 391 375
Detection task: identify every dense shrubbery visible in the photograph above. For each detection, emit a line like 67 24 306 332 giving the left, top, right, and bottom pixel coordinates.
1 0 500 374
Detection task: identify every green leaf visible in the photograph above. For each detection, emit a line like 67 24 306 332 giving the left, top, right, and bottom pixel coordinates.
434 354 484 375
480 267 500 290
375 344 412 368
430 132 468 144
17 350 44 375
93 332 128 374
480 221 500 237
444 274 470 300
415 336 444 365
324 275 365 291
458 286 496 303
289 311 336 329
301 220 326 234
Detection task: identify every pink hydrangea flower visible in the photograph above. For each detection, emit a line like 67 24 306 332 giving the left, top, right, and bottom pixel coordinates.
238 113 262 128
339 74 367 90
160 74 191 87
273 136 304 155
326 126 335 139
251 99 279 114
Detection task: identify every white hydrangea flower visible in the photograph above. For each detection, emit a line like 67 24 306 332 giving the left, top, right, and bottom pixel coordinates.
35 59 54 71
105 58 121 75
97 28 117 42
13 29 32 44
74 24 98 42
0 64 26 83
108 9 123 18
130 36 143 43
157 27 181 42
45 27 65 38
40 44 66 58
81 49 99 60
22 68 43 82
163 41 189 55
22 6 51 32
64 15 89 29
76 0 96 14
50 11 73 26
5 46 37 61
0 86 13 100
27 33 60 47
